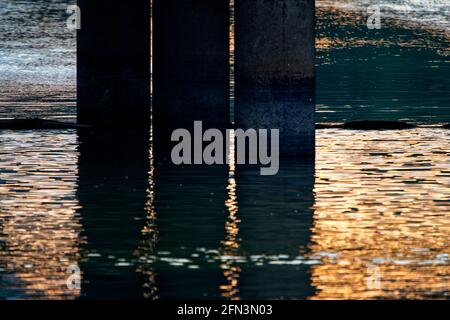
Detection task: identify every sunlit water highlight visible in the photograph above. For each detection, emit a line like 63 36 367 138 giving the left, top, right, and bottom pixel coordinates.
0 130 81 299
0 129 448 299
0 0 449 300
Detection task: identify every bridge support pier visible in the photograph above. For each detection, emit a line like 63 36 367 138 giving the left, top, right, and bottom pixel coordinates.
77 0 151 129
152 0 230 159
235 0 315 157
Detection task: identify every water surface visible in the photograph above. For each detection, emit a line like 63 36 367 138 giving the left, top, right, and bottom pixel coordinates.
0 0 449 123
1 0 449 300
1 128 449 299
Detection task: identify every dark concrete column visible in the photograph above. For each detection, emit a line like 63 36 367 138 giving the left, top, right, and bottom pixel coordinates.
152 0 230 158
77 0 151 128
235 0 315 157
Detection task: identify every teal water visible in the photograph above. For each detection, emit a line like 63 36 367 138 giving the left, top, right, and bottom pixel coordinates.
0 0 449 300
316 3 450 123
0 0 449 122
1 128 449 299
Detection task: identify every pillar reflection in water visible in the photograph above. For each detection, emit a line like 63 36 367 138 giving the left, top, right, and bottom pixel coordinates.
149 161 228 299
137 135 240 300
76 129 150 299
235 158 315 299
135 137 159 299
219 133 241 300
138 134 315 299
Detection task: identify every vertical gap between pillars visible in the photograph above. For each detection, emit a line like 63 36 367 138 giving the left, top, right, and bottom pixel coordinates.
150 0 154 127
229 0 235 125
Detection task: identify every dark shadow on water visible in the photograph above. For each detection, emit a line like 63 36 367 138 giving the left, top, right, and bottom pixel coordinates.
149 164 229 299
137 159 315 300
235 159 315 299
76 131 315 299
76 129 150 299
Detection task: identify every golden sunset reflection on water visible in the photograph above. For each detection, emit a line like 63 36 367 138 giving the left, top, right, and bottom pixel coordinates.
0 130 82 299
310 128 450 299
136 133 159 300
219 131 242 300
0 128 449 299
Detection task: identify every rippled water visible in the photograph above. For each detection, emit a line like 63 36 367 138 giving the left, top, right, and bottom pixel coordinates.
0 0 76 120
0 129 448 299
315 3 450 122
319 0 450 31
0 0 449 122
313 128 450 299
1 0 449 301
0 130 81 299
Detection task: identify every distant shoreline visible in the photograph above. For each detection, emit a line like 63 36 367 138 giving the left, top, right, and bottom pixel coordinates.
1 118 449 131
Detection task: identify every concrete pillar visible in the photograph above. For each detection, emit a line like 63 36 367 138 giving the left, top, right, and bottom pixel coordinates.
77 0 151 128
152 0 230 158
235 0 315 157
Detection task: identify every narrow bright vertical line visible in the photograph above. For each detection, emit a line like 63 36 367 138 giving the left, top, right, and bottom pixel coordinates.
229 0 235 124
150 0 153 98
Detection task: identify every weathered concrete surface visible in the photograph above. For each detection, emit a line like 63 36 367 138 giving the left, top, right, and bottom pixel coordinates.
235 0 315 157
77 0 151 128
153 0 230 159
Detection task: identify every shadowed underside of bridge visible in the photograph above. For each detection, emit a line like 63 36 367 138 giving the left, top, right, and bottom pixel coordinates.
77 0 315 157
